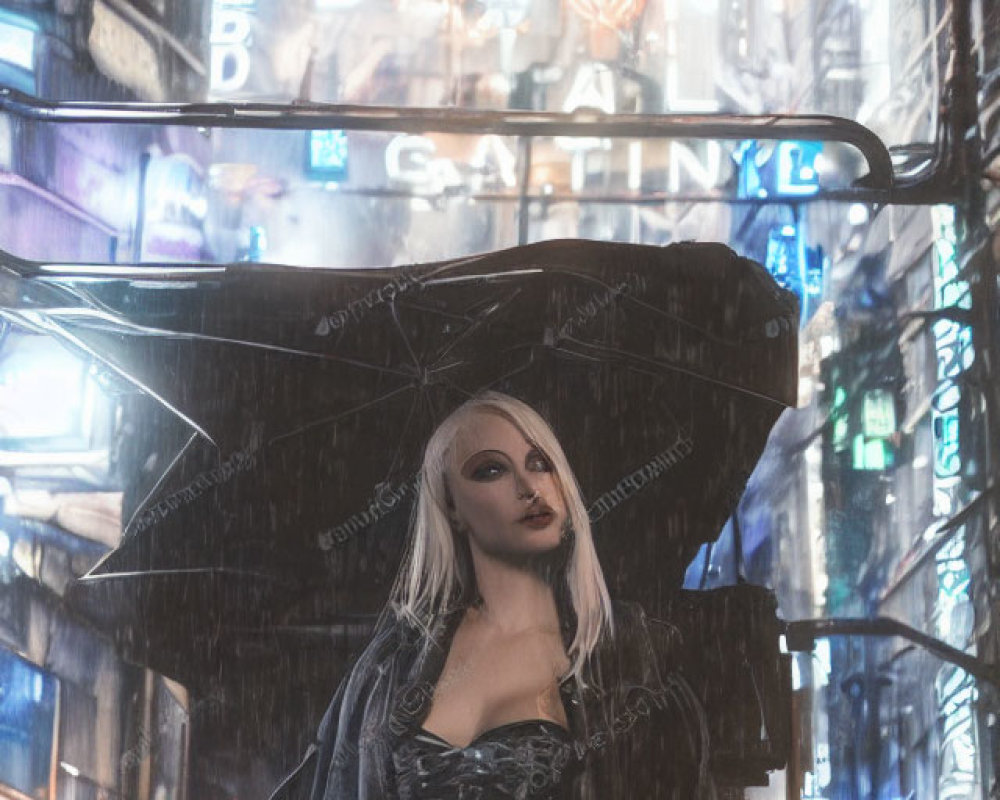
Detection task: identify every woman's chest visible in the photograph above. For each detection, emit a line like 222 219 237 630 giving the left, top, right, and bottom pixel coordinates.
419 629 572 747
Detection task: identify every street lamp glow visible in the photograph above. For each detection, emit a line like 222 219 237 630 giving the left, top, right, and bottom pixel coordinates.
848 203 869 226
59 762 81 777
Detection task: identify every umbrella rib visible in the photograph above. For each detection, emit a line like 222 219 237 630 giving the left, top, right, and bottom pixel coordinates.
383 385 424 478
388 293 425 374
433 374 477 401
267 382 420 445
390 284 516 370
418 268 544 287
541 264 789 348
27 261 786 359
475 357 539 390
8 309 220 445
386 284 524 374
564 337 792 406
425 338 784 410
33 307 416 379
520 263 785 348
38 276 149 326
542 266 640 293
120 430 202 539
423 336 540 380
421 383 444 424
77 567 289 582
624 293 787 348
429 288 525 365
419 355 537 398
424 357 476 379
386 298 475 322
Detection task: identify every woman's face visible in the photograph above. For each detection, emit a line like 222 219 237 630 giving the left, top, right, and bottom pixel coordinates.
445 410 567 558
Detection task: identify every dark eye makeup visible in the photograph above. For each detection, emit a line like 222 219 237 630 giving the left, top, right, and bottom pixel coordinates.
468 449 553 480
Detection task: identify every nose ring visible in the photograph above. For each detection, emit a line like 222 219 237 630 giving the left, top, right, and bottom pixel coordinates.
521 488 539 502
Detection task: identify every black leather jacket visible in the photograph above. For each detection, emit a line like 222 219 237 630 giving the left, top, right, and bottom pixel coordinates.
270 594 716 799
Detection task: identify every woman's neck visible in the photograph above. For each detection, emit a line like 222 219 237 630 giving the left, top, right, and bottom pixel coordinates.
467 551 561 636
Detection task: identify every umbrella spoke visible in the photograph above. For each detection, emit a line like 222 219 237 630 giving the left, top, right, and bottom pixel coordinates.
568 338 792 406
268 382 421 445
54 305 417 378
10 308 220 446
477 358 540 390
432 374 479 402
424 287 527 366
77 566 290 582
625 293 772 348
382 385 426 479
388 295 425 374
423 357 476 378
121 431 202 537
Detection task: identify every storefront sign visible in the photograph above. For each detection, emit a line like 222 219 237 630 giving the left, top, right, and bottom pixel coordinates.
210 0 255 94
929 204 978 798
140 153 207 262
384 134 516 193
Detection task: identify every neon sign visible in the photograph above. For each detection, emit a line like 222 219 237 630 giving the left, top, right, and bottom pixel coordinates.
308 130 349 180
930 205 974 512
384 134 516 193
0 13 36 72
930 204 978 797
736 140 822 198
210 0 255 94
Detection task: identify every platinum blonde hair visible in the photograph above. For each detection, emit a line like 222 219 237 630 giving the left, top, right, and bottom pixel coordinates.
388 390 615 688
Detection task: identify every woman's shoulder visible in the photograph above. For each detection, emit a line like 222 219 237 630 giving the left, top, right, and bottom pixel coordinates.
348 602 462 673
339 608 411 684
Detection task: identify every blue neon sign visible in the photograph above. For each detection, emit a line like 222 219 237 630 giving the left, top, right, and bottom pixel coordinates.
736 140 822 199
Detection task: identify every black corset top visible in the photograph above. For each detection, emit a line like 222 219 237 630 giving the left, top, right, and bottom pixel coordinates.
392 718 577 799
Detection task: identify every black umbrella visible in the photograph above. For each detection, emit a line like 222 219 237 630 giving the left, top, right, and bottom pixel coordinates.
2 238 797 684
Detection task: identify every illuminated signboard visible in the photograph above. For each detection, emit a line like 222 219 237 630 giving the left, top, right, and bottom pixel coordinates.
736 139 822 199
775 141 822 196
930 205 973 510
140 154 208 262
764 223 825 325
0 15 35 71
307 129 349 181
851 433 893 471
210 0 256 95
0 330 101 449
831 383 849 451
862 388 895 438
0 9 37 94
0 647 59 800
929 204 978 796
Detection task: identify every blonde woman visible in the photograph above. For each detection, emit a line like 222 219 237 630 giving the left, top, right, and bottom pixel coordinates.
272 390 714 799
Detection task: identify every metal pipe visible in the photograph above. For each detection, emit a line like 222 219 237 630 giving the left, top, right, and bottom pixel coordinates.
0 88 895 192
783 616 1000 689
516 135 533 245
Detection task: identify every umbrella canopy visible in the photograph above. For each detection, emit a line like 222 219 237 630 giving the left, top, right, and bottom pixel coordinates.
2 238 797 684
